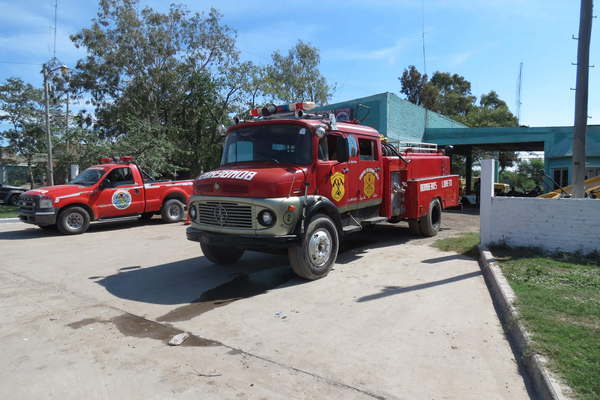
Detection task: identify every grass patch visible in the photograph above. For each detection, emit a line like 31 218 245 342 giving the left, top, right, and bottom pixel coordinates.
432 232 480 258
492 246 600 400
0 205 18 218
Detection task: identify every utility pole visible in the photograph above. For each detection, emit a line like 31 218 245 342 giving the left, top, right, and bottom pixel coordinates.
42 63 70 187
573 0 593 198
516 62 523 125
42 64 54 186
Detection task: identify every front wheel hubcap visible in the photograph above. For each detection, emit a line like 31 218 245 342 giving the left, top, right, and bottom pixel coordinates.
308 229 332 267
168 205 181 218
66 213 84 230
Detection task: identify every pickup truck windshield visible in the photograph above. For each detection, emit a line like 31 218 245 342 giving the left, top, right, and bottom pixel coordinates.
69 167 107 186
221 124 312 166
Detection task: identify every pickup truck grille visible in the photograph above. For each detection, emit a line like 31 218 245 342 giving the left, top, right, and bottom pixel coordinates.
197 201 253 229
18 195 37 212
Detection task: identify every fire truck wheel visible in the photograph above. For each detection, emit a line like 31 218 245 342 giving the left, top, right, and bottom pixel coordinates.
288 214 339 280
408 220 421 235
199 236 245 264
57 206 90 235
418 198 442 237
161 199 185 223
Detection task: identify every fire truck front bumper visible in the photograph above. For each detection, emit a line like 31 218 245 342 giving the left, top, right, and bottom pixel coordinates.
186 227 300 249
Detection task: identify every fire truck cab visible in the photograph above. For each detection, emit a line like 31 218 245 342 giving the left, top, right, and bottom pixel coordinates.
186 103 459 280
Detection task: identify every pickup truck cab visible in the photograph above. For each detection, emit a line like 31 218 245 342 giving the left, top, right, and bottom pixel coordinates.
18 157 193 234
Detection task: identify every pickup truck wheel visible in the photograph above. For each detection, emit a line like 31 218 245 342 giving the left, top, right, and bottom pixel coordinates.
161 199 185 223
418 198 442 237
288 214 339 280
57 206 90 235
199 236 244 264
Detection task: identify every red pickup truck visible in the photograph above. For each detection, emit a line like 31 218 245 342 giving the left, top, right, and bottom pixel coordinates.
18 157 193 234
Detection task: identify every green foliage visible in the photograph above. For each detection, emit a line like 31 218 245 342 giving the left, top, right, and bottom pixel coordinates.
399 66 518 128
432 232 480 259
69 0 245 175
0 205 19 218
492 246 600 400
263 40 333 105
500 158 544 192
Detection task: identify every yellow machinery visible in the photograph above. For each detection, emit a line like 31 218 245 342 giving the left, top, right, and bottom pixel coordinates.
538 175 600 199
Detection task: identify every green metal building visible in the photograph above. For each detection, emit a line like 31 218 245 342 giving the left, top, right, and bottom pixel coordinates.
317 92 600 191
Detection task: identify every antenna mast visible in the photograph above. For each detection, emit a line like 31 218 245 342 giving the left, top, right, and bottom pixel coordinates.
52 0 58 60
516 62 523 125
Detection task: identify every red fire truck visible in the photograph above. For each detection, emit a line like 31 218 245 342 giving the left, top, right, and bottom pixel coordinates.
18 157 193 234
186 103 459 279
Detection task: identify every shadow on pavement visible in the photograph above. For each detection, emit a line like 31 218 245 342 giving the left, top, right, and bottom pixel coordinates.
94 251 305 321
421 254 474 264
356 270 482 302
0 218 170 240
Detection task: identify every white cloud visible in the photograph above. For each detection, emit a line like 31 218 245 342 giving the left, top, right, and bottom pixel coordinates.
448 51 473 67
325 39 410 64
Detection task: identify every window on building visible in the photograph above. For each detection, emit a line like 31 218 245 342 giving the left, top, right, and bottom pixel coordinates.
585 167 600 180
358 138 377 161
552 168 569 189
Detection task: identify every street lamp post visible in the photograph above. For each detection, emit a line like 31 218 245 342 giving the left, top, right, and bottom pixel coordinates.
41 63 69 187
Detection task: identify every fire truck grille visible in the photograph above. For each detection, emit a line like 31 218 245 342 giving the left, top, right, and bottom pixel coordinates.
197 201 253 229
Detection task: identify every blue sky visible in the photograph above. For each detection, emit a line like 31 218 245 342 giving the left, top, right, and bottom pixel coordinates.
0 0 599 128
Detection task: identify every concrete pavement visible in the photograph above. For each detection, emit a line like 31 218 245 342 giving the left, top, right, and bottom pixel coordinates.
0 213 530 399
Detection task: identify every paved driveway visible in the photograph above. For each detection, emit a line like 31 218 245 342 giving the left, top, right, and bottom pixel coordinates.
0 212 530 399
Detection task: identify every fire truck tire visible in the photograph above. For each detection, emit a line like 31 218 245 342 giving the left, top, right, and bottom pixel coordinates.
408 220 421 235
418 198 442 237
7 193 20 206
199 236 245 265
288 214 339 280
161 199 185 223
57 206 90 235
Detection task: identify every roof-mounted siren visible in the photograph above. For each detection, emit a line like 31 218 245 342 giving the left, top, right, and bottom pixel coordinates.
119 156 134 163
100 157 114 164
249 101 316 117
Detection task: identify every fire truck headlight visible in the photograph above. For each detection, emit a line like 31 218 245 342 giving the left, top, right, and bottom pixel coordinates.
258 210 276 227
189 204 197 221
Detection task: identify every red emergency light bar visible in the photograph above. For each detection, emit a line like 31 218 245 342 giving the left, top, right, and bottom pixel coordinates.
249 102 316 117
99 156 135 164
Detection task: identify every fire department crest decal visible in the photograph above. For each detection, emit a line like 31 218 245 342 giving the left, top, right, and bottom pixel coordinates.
112 190 132 210
330 171 345 202
359 169 379 199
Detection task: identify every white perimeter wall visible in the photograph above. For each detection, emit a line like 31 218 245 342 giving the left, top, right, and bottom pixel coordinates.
480 160 600 254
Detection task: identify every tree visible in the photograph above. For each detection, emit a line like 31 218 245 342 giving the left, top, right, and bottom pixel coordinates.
500 158 544 192
264 40 333 105
399 65 437 109
70 0 248 175
0 78 51 186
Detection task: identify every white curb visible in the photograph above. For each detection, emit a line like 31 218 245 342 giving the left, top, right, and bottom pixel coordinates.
478 246 573 400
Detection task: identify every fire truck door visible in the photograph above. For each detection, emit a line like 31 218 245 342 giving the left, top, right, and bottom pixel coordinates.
356 137 383 209
315 133 353 211
95 167 145 218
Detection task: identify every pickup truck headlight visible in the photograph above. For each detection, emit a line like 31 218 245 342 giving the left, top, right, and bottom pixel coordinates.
257 210 276 227
39 197 54 209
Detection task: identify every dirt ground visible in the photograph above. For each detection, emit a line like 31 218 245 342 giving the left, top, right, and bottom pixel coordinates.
0 210 532 400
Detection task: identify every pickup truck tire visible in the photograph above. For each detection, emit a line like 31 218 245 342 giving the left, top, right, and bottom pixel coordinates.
57 206 90 235
161 199 185 223
200 236 244 264
418 198 442 237
288 214 339 280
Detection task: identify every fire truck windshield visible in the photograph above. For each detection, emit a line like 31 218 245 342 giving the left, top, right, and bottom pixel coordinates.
69 167 107 186
221 124 312 166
